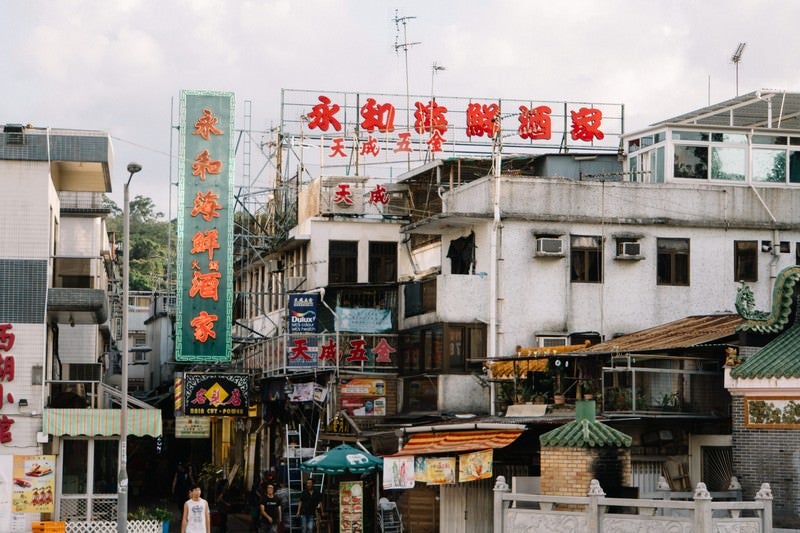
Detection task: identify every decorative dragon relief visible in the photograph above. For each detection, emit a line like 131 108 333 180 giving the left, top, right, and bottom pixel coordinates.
735 265 800 333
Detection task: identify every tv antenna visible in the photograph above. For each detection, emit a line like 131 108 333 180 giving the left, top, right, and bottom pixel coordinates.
731 42 746 96
394 9 420 169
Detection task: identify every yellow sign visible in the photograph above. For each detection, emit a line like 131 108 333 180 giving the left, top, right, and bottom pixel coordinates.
12 455 55 512
458 449 493 482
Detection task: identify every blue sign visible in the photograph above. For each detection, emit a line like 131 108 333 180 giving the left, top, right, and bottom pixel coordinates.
288 293 319 333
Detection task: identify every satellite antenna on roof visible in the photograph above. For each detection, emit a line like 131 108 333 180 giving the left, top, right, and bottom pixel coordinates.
394 9 420 170
731 42 746 96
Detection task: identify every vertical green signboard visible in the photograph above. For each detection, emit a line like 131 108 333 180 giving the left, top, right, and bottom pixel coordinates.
176 90 235 362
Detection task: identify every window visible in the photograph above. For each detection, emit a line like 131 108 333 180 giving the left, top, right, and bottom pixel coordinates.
369 241 397 283
445 324 486 372
328 240 357 283
734 241 757 282
711 147 745 181
404 278 437 318
401 322 485 374
571 235 602 283
674 145 708 179
657 238 690 285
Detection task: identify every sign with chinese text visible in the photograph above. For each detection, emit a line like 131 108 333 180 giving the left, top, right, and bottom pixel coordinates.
184 373 248 416
286 336 320 368
175 416 211 438
288 293 319 334
339 481 363 533
0 324 19 445
176 90 235 362
425 457 456 485
383 456 415 490
458 449 493 482
11 455 54 512
340 378 385 396
281 89 624 178
336 307 392 333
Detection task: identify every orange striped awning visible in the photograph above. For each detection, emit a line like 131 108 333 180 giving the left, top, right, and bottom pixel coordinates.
43 408 162 437
393 429 523 456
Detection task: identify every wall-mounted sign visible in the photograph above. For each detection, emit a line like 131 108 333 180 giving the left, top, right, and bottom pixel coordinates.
425 457 456 485
288 293 319 333
176 90 235 363
383 456 415 490
184 373 249 416
458 449 493 482
12 455 55 513
175 416 211 439
744 397 800 428
340 378 385 396
341 397 385 417
339 481 363 533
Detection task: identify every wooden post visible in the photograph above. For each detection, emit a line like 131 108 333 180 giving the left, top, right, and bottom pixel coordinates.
692 482 712 532
493 476 510 532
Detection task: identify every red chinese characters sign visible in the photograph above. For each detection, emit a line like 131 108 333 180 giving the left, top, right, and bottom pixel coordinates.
287 90 621 164
176 91 235 362
0 324 18 444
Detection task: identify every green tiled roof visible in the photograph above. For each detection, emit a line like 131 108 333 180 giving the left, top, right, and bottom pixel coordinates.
539 401 632 448
730 324 800 379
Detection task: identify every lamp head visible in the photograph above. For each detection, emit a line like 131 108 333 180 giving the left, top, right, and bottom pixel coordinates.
127 162 142 174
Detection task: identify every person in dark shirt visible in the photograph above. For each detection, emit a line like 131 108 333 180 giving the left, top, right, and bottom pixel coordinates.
296 478 323 533
259 483 281 533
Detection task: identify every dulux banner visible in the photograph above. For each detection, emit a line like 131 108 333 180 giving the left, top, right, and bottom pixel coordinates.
288 293 319 333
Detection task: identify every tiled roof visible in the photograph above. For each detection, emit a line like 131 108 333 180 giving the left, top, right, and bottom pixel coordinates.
575 314 742 355
737 266 800 334
539 401 632 448
730 324 800 379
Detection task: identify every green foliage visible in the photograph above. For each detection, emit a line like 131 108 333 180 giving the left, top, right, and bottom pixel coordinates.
106 194 174 291
129 505 172 522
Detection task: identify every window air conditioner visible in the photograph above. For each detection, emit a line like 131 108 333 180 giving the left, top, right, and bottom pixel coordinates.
538 336 568 347
535 237 564 256
619 241 641 257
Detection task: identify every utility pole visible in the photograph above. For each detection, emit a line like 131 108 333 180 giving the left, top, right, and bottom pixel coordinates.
393 10 420 170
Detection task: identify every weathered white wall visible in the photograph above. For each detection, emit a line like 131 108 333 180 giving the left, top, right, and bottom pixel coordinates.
0 161 53 259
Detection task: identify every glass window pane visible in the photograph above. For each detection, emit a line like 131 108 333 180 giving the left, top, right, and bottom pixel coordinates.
628 139 640 153
674 145 708 179
789 151 800 184
752 149 786 183
752 135 787 145
629 156 638 182
711 147 745 181
653 132 665 143
94 440 118 494
653 147 665 183
711 132 748 143
673 131 709 141
62 440 88 494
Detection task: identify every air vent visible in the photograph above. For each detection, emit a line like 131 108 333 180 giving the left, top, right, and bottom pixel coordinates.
3 124 24 145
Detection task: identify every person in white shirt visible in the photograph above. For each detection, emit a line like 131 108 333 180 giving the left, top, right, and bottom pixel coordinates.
181 484 210 533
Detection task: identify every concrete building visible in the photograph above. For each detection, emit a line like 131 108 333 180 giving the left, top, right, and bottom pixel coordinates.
0 124 161 529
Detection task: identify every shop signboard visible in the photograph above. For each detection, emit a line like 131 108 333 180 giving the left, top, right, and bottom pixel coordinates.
175 416 211 438
184 373 249 416
339 480 363 532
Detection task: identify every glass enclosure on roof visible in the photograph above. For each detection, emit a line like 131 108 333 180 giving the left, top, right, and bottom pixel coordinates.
625 127 800 185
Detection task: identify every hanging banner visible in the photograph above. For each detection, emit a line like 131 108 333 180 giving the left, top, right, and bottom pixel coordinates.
425 457 456 485
11 455 55 512
339 481 363 533
336 307 393 333
288 293 319 333
184 373 249 416
414 457 428 484
176 90 235 363
458 449 493 482
383 456 415 490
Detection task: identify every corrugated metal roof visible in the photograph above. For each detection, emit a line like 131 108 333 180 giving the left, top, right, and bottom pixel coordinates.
651 90 800 130
577 314 743 355
730 323 800 379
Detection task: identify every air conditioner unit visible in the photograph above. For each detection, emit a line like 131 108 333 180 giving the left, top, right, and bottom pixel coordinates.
535 237 564 256
538 336 568 347
619 241 641 257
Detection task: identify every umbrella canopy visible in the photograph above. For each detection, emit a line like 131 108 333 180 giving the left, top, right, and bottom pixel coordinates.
300 444 383 475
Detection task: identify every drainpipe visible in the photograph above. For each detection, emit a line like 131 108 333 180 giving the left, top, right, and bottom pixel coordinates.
748 183 780 279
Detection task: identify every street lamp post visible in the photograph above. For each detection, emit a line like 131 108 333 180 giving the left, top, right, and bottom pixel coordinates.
118 162 141 532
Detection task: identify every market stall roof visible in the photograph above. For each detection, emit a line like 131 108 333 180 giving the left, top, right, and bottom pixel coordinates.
486 342 590 379
43 408 162 437
391 429 523 456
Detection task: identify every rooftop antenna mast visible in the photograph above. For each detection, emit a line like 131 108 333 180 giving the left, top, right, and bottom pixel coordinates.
394 9 420 170
732 42 746 96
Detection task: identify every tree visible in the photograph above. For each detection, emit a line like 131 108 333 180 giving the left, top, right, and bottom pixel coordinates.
105 195 173 291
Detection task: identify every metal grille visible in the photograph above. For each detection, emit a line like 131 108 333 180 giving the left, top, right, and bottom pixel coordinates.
65 521 161 533
0 259 47 323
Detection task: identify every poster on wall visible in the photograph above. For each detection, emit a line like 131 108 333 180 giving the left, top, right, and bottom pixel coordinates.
458 449 493 482
341 397 385 417
425 457 456 485
11 455 55 513
383 456 415 490
339 481 363 532
414 457 428 484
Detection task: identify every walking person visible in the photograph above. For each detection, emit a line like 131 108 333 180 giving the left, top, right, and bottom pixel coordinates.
295 478 323 533
259 483 281 533
181 484 211 533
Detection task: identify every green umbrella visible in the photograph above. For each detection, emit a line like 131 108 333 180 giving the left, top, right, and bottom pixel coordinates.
300 444 383 475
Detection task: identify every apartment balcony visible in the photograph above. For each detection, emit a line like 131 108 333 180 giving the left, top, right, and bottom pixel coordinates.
47 256 110 325
58 191 112 215
435 273 489 322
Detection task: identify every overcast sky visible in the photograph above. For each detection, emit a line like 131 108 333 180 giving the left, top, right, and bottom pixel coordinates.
4 0 800 216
